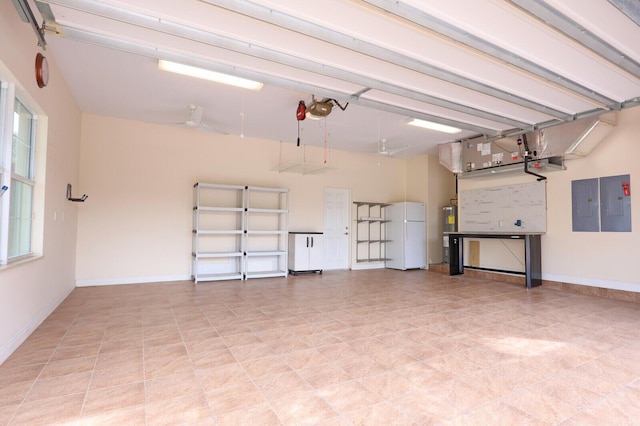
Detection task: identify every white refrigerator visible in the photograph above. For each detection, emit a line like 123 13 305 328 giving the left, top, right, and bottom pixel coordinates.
385 202 426 270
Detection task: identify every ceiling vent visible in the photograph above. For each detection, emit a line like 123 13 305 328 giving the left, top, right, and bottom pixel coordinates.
439 141 463 173
564 118 616 158
438 113 617 177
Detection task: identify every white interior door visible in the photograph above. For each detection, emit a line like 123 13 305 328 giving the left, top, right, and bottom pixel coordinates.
323 188 350 270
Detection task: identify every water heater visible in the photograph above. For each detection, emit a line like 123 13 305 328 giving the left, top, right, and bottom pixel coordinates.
442 205 457 264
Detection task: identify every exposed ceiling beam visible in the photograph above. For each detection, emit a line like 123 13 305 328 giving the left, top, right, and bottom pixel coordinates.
607 0 640 26
509 0 640 79
56 24 500 136
201 0 567 121
362 0 618 109
38 0 527 130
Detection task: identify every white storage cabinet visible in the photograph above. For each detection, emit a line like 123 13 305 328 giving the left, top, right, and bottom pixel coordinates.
288 232 323 275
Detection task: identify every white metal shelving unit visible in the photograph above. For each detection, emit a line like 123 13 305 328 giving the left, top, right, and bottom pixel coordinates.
354 202 390 263
244 186 289 279
192 183 245 282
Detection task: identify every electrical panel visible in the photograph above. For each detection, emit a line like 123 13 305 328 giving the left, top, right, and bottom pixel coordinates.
600 174 631 232
571 178 599 232
571 174 631 232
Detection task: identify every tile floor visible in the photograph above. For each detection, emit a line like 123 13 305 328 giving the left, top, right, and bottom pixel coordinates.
1 269 640 425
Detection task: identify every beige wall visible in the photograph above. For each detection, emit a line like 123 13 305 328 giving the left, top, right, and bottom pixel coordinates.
457 106 640 292
0 2 82 362
426 154 457 264
400 154 457 265
83 107 640 290
76 115 440 284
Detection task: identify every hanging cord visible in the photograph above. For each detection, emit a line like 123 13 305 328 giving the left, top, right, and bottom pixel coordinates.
324 119 328 164
296 100 306 147
240 96 246 138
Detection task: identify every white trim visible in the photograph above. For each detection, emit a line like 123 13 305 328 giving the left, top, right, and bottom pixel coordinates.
0 81 15 265
0 286 73 365
76 274 191 287
543 273 640 293
350 262 386 271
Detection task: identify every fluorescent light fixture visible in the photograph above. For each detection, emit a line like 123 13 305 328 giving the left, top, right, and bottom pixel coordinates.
158 60 263 90
407 118 462 134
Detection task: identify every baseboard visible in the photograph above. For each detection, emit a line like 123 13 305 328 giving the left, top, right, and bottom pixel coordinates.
76 274 191 287
0 286 74 365
542 279 640 303
350 262 386 271
428 263 449 274
428 263 639 303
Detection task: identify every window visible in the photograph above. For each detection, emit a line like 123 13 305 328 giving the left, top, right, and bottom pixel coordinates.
0 81 39 264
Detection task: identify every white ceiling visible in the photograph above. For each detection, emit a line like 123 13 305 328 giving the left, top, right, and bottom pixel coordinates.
26 0 640 156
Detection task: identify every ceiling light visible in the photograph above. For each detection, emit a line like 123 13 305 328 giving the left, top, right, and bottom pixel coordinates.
407 118 462 134
158 60 263 90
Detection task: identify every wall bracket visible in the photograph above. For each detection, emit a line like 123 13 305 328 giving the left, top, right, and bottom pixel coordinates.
66 183 87 202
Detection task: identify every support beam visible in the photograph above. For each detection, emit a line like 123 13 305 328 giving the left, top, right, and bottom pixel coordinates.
510 0 640 78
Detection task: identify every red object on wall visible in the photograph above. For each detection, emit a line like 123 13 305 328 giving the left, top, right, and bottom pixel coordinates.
296 101 306 121
622 182 630 196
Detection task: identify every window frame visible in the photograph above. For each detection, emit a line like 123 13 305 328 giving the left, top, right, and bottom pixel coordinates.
0 78 39 265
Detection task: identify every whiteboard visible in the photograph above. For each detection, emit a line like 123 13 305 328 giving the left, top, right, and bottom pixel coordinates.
460 182 546 233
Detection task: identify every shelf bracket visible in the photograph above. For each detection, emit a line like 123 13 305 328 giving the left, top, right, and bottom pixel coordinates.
66 183 88 202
